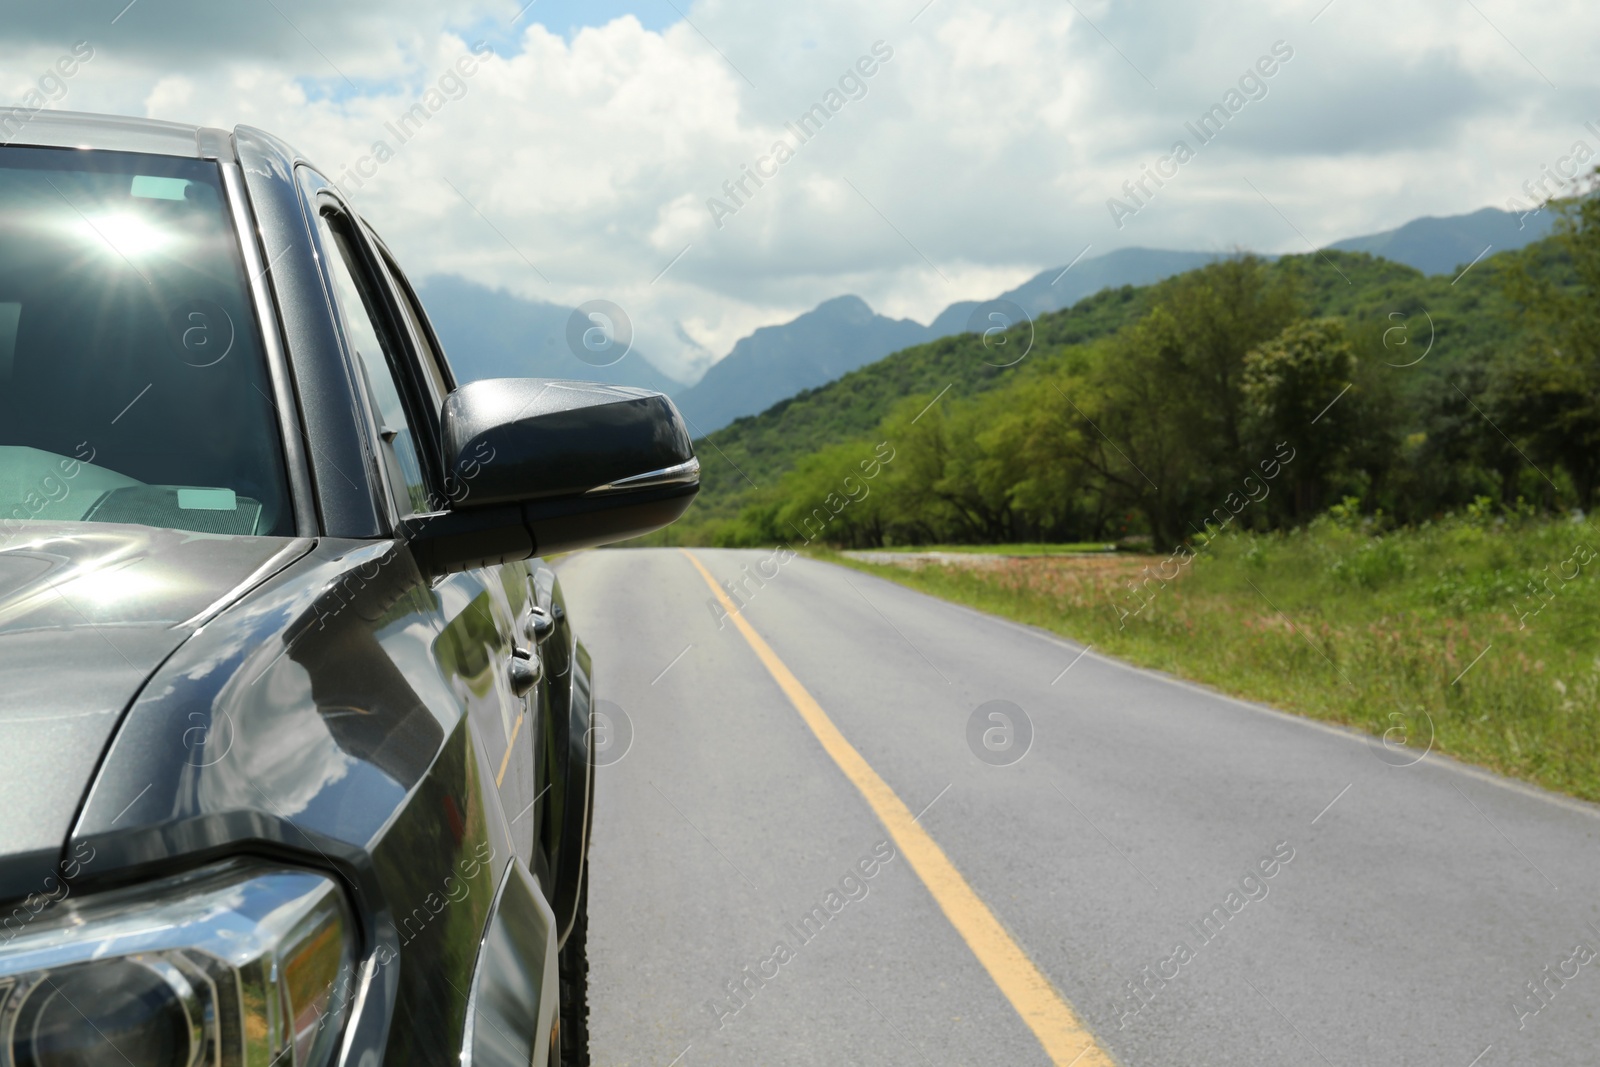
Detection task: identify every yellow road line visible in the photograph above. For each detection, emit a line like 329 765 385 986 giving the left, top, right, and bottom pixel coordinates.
681 550 1115 1067
497 711 525 787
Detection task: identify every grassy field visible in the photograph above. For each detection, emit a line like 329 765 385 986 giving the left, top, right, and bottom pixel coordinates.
826 511 1600 802
851 543 1118 556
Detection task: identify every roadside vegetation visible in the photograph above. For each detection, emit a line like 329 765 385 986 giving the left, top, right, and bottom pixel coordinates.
833 508 1600 801
851 543 1116 556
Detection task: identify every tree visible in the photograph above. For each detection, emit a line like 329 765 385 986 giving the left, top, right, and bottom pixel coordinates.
1385 355 1517 520
1076 256 1300 547
1070 312 1213 548
760 439 894 549
1493 167 1600 509
1242 318 1359 520
1156 254 1301 478
869 395 1021 544
977 368 1103 541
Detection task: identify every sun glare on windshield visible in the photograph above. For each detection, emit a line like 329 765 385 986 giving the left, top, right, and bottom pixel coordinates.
0 149 293 539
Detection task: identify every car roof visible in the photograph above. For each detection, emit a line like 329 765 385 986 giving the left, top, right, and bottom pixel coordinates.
0 108 236 160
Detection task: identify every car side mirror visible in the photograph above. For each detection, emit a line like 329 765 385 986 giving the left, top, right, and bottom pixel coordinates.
403 379 698 575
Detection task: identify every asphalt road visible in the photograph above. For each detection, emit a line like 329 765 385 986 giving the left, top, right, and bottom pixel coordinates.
559 547 1600 1067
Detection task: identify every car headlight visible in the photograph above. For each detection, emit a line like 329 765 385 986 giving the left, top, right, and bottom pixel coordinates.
0 861 356 1067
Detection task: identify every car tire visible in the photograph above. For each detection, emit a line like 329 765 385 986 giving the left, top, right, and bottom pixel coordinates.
556 862 590 1067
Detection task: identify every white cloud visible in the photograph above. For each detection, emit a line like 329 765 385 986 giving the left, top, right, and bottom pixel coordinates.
12 0 1600 380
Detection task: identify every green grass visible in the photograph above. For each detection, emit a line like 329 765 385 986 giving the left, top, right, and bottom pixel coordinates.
824 514 1600 802
853 543 1118 556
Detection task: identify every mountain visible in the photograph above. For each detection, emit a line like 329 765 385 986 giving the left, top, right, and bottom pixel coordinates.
669 250 1227 433
930 247 1223 335
416 204 1553 435
417 275 683 395
670 295 932 436
928 204 1554 338
1327 206 1554 276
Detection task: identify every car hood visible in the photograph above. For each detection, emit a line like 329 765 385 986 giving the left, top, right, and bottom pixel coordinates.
0 523 309 899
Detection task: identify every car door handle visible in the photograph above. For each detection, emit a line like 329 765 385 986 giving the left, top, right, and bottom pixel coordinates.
508 648 542 698
523 605 557 645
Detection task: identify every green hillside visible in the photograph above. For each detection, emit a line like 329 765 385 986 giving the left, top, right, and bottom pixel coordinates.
677 281 1152 529
646 236 1536 547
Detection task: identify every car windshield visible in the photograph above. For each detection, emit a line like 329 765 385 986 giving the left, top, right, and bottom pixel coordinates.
0 145 292 538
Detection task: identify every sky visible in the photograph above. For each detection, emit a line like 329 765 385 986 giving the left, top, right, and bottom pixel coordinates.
5 0 1598 383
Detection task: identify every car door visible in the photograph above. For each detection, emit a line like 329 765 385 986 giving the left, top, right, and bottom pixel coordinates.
371 233 550 871
318 196 548 883
302 168 564 1062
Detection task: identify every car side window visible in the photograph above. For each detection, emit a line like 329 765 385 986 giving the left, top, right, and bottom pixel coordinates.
376 246 453 412
315 210 431 518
